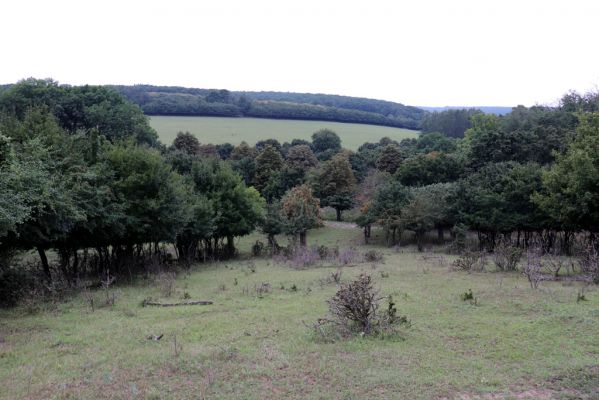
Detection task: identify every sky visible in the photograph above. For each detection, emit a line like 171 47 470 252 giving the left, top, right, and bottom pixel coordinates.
1 0 598 107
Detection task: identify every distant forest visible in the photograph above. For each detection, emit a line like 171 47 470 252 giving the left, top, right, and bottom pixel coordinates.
110 85 426 130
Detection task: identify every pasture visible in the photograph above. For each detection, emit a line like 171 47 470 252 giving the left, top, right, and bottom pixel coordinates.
0 226 597 400
149 116 419 149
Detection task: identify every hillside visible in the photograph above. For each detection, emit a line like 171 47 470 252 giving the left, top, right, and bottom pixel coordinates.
150 116 418 150
111 85 425 129
420 105 512 115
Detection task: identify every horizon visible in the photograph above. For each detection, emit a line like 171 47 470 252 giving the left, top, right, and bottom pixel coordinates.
2 0 598 107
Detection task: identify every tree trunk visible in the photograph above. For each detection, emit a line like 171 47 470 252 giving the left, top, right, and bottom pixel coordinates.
363 226 369 244
437 227 444 242
299 231 307 247
226 235 235 256
417 232 424 252
37 246 51 282
336 208 342 221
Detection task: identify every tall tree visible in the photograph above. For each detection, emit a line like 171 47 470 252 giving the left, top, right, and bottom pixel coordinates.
314 153 356 221
281 185 320 246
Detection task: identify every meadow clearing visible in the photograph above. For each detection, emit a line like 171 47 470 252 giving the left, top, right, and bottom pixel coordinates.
1 226 597 400
149 116 419 150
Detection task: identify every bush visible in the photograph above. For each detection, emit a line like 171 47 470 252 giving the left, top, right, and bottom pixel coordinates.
493 242 523 272
364 250 384 263
524 248 543 289
452 251 487 272
451 223 468 253
579 246 599 284
319 274 409 337
252 240 265 257
0 267 33 307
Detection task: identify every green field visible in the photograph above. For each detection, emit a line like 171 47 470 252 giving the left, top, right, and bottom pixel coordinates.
1 226 597 400
150 116 419 150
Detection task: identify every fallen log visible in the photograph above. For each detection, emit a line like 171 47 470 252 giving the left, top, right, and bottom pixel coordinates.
143 299 213 307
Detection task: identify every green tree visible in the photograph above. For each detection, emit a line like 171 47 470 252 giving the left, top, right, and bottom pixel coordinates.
376 144 404 174
281 185 320 246
172 131 200 155
314 153 356 221
369 181 411 245
254 145 284 195
312 129 341 160
286 144 318 171
396 152 463 186
533 113 599 236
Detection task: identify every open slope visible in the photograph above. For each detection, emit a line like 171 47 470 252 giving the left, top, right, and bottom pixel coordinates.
0 227 597 400
150 116 419 150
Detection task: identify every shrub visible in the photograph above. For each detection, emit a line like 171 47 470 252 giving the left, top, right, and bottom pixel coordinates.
364 249 384 263
0 267 33 307
579 246 599 284
493 242 523 272
524 248 543 289
319 274 409 338
337 247 361 265
451 223 468 253
452 251 487 272
461 289 474 301
251 240 265 257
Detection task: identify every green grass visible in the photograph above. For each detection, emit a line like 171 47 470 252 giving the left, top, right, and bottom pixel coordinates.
150 116 419 150
1 227 597 399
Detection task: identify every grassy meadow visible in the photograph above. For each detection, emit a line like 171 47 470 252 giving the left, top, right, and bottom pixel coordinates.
1 226 597 400
149 116 419 150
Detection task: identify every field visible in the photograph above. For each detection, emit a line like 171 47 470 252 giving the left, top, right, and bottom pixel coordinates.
1 226 597 400
150 116 419 150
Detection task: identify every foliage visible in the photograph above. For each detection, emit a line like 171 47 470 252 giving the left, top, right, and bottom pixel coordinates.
323 274 409 337
313 153 356 221
492 242 523 272
254 145 284 195
421 108 483 138
280 185 320 246
312 129 341 160
532 113 599 233
452 251 487 272
396 152 463 186
376 144 404 174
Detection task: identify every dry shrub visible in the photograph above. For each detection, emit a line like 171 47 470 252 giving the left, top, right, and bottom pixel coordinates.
452 251 487 272
313 274 409 340
493 242 523 272
364 249 384 263
524 248 544 289
156 271 176 298
579 245 599 284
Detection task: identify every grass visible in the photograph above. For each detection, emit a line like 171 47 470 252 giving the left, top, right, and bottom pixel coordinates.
149 116 419 150
0 226 598 399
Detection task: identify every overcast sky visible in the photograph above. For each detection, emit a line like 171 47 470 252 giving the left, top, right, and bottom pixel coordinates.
2 0 598 107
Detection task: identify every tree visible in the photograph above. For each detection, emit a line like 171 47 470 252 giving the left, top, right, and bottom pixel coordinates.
396 152 463 186
172 131 200 155
260 200 285 253
376 144 404 174
312 129 341 160
281 185 320 246
190 159 265 256
314 153 356 221
286 144 318 171
533 113 599 237
421 108 482 138
230 141 258 186
254 145 284 195
368 181 411 245
105 141 190 247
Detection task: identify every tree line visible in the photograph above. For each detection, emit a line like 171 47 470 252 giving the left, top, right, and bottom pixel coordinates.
110 85 425 129
1 78 599 305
